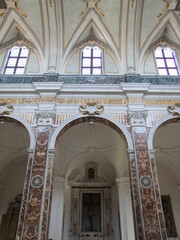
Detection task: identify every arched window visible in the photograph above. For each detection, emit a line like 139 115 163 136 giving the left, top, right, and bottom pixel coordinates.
154 47 179 76
4 46 29 74
81 46 102 75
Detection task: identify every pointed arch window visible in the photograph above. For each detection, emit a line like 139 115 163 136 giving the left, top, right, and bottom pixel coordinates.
4 46 29 74
154 47 179 76
81 46 102 75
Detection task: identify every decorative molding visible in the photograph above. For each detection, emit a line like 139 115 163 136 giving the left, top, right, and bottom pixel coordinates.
0 99 14 115
79 102 104 115
80 0 104 18
150 36 180 52
49 0 52 7
158 0 178 19
31 175 43 188
128 110 148 126
2 97 180 107
0 0 27 18
35 110 56 125
140 175 152 188
130 0 134 7
167 104 180 116
75 26 108 49
0 31 35 52
1 74 180 85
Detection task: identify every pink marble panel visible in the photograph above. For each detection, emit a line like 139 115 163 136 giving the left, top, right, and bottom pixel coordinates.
16 153 33 239
129 156 144 239
41 155 54 239
22 127 50 240
151 158 167 240
133 127 163 240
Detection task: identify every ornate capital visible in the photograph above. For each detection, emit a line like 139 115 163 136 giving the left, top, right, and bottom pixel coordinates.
167 103 180 116
128 110 148 126
79 102 104 115
0 99 14 115
35 110 56 125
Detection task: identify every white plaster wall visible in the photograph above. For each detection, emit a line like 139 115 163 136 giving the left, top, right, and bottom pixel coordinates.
65 51 79 74
0 160 27 223
62 187 71 240
111 184 121 240
0 50 6 74
104 52 118 74
49 179 65 240
144 52 156 74
157 164 180 238
26 50 39 74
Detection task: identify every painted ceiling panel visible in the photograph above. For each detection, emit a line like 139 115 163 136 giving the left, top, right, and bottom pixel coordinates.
18 0 43 47
63 0 84 47
99 0 120 48
141 0 166 48
76 21 108 45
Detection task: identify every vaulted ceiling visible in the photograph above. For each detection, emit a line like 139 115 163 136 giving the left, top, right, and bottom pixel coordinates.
0 0 179 74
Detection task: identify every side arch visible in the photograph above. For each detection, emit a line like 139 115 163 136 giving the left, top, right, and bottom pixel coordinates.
50 113 134 150
1 114 35 149
148 115 178 150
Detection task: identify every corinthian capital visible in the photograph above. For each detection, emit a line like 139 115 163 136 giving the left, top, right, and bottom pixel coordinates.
35 110 56 125
128 110 148 126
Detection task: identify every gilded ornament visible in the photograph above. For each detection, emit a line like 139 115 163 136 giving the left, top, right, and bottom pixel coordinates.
167 103 180 116
158 0 178 19
80 0 104 18
49 0 52 7
0 99 14 115
79 102 104 115
131 0 134 7
0 0 27 18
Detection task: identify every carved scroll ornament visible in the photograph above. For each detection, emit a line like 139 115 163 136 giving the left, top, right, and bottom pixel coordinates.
167 103 180 116
79 102 104 115
0 99 14 115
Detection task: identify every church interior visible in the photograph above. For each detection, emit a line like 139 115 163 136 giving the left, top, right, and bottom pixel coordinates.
0 0 180 240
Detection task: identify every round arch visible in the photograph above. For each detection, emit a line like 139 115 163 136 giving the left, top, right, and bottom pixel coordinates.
50 113 134 150
148 115 178 150
0 114 35 149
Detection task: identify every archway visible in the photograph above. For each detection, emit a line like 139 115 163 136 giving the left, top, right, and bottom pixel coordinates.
49 116 135 240
0 116 31 240
153 118 180 239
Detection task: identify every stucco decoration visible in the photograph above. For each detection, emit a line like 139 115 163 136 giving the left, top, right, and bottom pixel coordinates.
80 0 104 17
35 110 56 125
167 104 180 116
140 175 152 188
79 102 104 115
0 99 14 115
0 0 27 18
158 0 178 19
128 110 148 126
31 175 43 188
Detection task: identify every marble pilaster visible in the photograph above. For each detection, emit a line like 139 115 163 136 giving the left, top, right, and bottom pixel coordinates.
16 150 34 239
128 110 167 240
16 110 55 240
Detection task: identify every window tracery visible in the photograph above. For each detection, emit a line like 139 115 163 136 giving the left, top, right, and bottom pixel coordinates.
4 46 29 74
154 47 179 76
81 46 102 75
